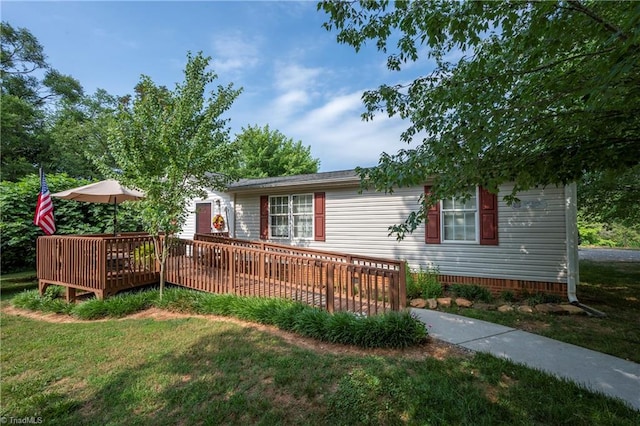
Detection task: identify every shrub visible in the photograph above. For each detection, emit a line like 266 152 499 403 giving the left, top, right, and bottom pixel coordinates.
405 264 442 300
417 269 442 299
43 285 65 300
522 292 562 307
578 219 640 248
359 311 427 348
292 308 330 340
73 291 155 320
326 311 358 344
193 293 238 316
11 288 428 349
268 301 308 329
12 289 73 314
405 262 419 299
601 223 640 248
155 286 207 313
500 290 516 303
72 298 113 320
12 290 47 311
449 284 493 303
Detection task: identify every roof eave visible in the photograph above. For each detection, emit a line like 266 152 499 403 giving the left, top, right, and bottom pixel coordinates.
227 176 362 193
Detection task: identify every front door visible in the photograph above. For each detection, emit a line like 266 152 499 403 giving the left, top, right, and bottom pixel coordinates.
196 203 212 234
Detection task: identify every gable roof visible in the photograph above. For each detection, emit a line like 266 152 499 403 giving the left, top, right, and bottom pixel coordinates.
227 169 360 192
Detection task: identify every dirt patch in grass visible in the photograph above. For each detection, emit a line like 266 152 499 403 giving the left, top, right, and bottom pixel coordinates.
1 306 471 361
2 305 100 323
517 314 616 336
516 320 552 333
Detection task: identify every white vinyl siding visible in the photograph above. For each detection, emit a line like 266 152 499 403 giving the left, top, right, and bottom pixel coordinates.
232 184 568 283
179 190 233 240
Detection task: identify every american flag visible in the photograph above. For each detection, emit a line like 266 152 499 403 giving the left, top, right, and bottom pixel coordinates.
34 170 56 235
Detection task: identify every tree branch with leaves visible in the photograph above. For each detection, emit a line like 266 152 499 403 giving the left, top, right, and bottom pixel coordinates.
319 0 640 238
96 52 242 298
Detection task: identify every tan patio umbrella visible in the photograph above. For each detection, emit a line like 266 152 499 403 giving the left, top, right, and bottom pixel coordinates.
52 179 145 235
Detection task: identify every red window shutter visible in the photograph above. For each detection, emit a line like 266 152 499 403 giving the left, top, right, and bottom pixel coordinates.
479 187 499 245
314 192 326 241
424 186 441 244
259 195 269 240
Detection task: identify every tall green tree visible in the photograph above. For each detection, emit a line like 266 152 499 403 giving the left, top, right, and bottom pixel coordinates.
1 21 83 181
98 52 241 298
48 89 120 179
319 1 640 238
578 166 640 228
233 124 320 178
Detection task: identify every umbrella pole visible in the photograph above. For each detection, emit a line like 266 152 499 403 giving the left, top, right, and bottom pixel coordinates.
114 197 117 236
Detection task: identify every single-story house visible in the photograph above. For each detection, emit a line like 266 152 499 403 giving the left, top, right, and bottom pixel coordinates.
180 170 580 299
180 190 233 240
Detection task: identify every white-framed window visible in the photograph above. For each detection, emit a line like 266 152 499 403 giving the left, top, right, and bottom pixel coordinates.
269 196 289 238
269 194 313 239
441 188 478 243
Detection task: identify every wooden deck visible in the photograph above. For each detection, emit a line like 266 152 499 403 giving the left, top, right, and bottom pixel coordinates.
37 233 406 315
37 233 158 300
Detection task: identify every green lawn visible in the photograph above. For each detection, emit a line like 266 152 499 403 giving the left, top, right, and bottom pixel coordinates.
0 270 37 300
1 313 638 425
1 261 639 424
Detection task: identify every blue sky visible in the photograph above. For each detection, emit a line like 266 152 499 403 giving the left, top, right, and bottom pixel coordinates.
3 1 433 172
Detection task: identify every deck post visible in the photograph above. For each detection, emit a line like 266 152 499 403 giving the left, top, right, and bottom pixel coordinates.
346 256 353 297
390 273 399 311
38 281 48 297
99 239 107 293
259 251 265 280
326 265 334 313
398 261 407 309
66 287 76 303
230 246 236 292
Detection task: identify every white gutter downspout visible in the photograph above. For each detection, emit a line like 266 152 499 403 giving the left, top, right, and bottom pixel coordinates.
565 182 579 303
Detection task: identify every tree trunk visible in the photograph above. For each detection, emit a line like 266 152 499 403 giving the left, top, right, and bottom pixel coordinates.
153 235 168 300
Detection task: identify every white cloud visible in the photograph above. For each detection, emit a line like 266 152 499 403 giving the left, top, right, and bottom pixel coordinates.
210 32 261 73
238 55 413 171
263 62 327 122
300 92 363 124
271 90 310 119
282 91 409 171
274 63 323 92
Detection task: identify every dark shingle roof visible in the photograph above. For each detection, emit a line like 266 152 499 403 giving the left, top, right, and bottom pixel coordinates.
227 169 360 192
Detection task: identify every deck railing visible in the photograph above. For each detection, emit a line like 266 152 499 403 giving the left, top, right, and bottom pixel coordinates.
194 233 404 270
186 236 406 313
37 234 406 313
37 233 159 300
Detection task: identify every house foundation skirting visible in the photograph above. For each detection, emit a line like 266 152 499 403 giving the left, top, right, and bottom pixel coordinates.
437 275 566 297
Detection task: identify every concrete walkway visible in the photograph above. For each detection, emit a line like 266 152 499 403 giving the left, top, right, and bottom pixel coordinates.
411 308 640 411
